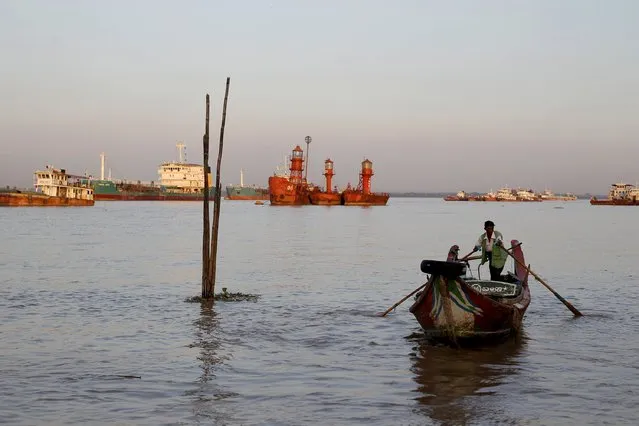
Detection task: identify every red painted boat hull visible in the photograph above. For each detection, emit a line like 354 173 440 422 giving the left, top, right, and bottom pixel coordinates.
342 191 389 206
0 192 94 207
590 198 639 205
268 176 311 205
94 193 215 201
309 192 342 205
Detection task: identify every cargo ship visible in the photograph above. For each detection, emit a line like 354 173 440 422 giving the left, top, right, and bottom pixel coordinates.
540 189 577 201
590 182 639 205
225 169 269 200
0 166 94 207
268 145 316 205
342 159 389 206
309 159 342 205
91 144 215 201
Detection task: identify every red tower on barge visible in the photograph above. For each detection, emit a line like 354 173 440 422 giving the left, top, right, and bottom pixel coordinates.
268 145 313 205
342 159 389 206
309 159 342 205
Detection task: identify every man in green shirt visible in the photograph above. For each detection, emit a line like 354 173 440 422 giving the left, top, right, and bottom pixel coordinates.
473 220 507 281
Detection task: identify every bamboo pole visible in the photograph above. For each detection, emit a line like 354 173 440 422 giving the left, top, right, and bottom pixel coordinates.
202 94 211 298
206 77 231 298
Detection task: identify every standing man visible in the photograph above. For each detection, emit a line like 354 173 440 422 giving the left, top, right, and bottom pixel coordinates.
474 220 506 281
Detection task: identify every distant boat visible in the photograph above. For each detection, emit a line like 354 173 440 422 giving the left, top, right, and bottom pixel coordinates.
590 182 639 206
540 189 577 201
444 191 469 201
90 145 216 201
225 169 269 201
1 166 94 207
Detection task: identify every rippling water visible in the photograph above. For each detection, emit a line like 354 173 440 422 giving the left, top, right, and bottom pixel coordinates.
1 199 638 425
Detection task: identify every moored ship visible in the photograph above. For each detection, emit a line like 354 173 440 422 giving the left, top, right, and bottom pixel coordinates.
0 166 94 207
342 159 389 206
269 145 315 205
309 159 342 205
91 144 215 201
539 189 577 201
225 169 269 200
444 190 470 201
590 183 639 206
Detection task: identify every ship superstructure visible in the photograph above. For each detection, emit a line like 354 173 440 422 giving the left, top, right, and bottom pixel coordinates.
591 182 639 205
158 142 207 193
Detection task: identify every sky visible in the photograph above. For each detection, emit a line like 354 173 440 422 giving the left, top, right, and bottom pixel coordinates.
1 0 637 194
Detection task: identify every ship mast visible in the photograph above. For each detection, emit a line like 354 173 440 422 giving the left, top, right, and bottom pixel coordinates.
100 152 106 180
240 169 244 188
176 142 186 163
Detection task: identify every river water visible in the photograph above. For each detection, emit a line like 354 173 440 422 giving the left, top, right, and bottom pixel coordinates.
1 198 638 425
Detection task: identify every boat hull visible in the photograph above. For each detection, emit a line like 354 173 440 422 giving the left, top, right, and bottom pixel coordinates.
409 241 530 346
0 192 94 207
268 176 311 205
590 198 639 206
309 192 342 205
94 193 215 201
225 185 269 201
342 191 389 206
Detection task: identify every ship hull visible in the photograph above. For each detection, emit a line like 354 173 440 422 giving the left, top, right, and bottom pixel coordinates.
0 192 94 207
90 179 216 201
590 198 639 206
342 191 389 206
268 176 311 205
94 193 216 201
225 185 269 201
309 192 342 205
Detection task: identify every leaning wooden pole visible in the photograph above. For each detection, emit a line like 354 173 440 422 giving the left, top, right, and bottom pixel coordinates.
206 77 231 299
202 94 211 298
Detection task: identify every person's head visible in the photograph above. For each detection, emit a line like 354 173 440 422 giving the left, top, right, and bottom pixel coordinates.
484 220 495 232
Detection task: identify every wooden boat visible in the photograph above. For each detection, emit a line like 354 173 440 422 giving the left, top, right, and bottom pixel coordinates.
409 240 530 346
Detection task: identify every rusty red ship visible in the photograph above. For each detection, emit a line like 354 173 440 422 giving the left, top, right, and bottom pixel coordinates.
268 145 314 205
342 159 389 206
309 159 342 205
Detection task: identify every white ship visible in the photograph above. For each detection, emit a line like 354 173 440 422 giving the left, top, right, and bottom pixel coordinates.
158 142 211 193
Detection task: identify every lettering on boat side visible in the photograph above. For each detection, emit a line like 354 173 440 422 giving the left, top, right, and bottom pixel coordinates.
470 282 517 297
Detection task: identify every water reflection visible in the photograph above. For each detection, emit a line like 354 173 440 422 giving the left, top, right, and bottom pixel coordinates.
410 332 527 426
188 300 235 424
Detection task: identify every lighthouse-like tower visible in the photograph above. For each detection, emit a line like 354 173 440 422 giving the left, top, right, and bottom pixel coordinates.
289 145 305 184
323 159 334 193
359 159 374 194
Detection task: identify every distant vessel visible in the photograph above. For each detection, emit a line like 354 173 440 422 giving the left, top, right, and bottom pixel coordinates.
444 191 470 201
309 159 342 205
540 189 577 201
0 166 94 207
91 144 215 201
342 159 389 206
268 145 315 205
225 169 269 200
590 183 639 206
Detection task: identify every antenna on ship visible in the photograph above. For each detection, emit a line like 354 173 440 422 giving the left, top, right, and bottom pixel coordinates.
176 142 186 163
304 135 312 181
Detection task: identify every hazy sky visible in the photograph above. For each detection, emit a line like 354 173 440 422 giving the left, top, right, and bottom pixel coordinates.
1 0 637 194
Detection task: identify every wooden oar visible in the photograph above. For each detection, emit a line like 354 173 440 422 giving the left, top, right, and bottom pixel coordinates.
378 277 432 317
502 248 583 317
